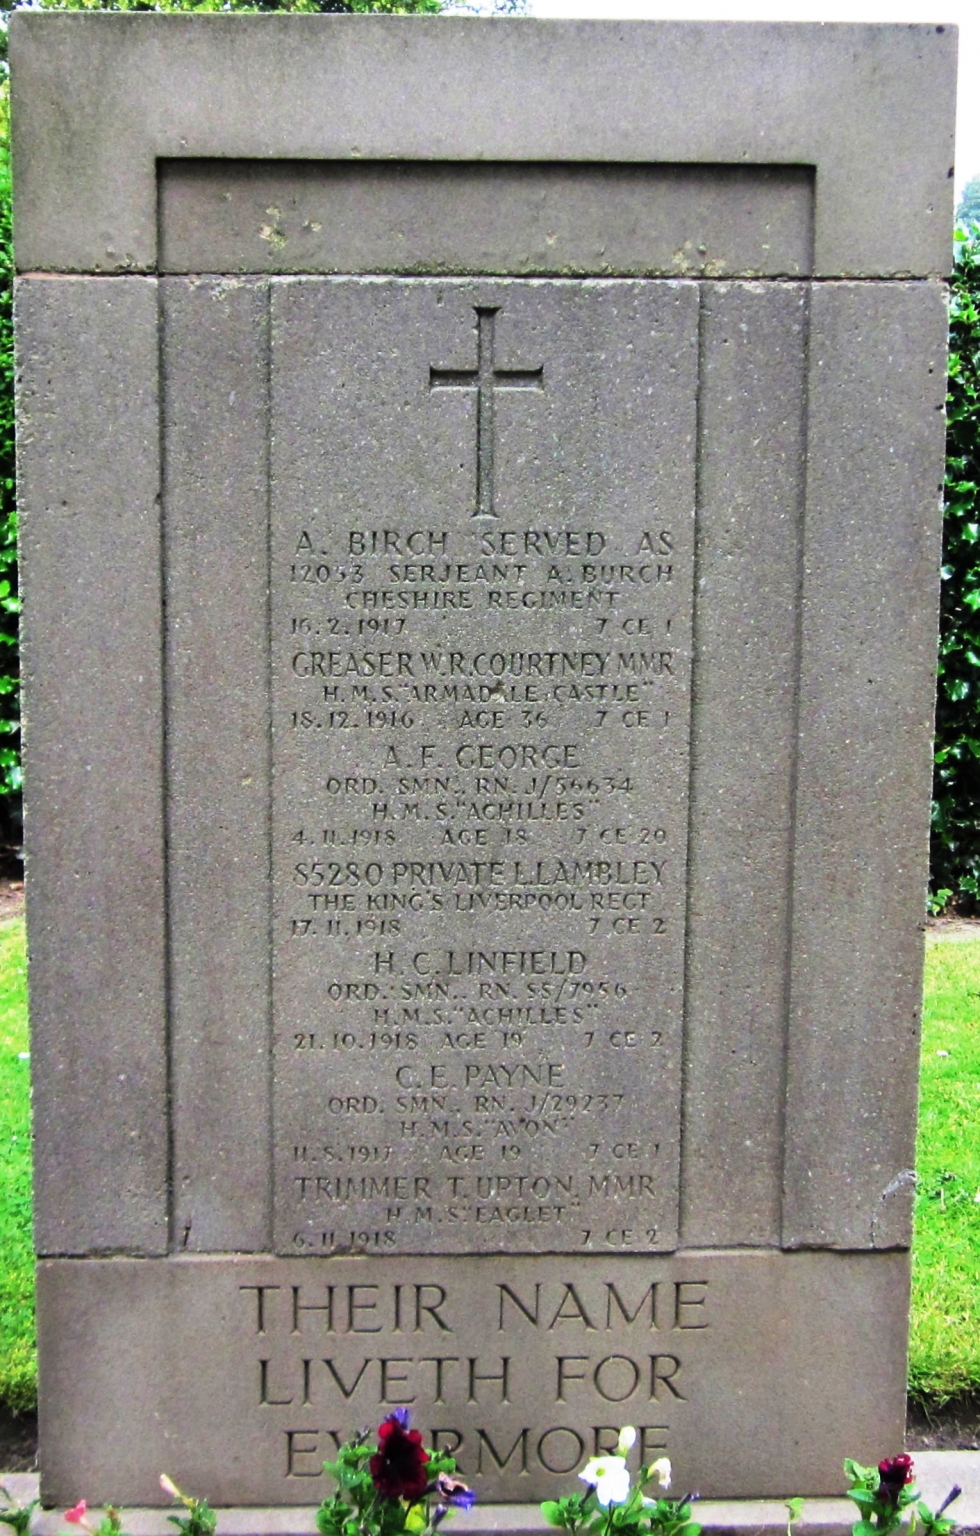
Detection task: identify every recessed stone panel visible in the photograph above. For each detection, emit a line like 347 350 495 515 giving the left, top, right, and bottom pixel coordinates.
162 275 274 1254
269 278 697 1256
158 161 814 278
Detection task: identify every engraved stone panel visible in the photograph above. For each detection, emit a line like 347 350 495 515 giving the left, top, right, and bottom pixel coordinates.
36 1251 910 1507
270 279 697 1256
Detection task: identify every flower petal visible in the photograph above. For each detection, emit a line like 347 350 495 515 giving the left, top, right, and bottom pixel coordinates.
370 1418 430 1500
580 1457 631 1506
649 1458 672 1490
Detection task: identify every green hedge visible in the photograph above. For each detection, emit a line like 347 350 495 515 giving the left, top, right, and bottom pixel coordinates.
932 223 980 910
0 98 18 806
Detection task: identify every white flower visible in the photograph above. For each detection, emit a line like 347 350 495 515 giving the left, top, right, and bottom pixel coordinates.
647 1458 671 1491
580 1456 632 1507
617 1426 638 1456
159 1476 181 1501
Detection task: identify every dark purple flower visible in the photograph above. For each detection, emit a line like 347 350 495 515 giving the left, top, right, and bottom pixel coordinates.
370 1414 430 1501
436 1474 476 1511
878 1456 914 1508
937 1486 962 1518
389 1408 412 1429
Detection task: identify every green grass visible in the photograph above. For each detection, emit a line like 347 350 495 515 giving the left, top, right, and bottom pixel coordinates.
910 929 980 1405
0 913 33 1413
0 920 978 1415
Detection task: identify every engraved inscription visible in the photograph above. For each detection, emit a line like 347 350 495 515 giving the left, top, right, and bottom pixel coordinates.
236 1267 710 1493
271 279 698 1254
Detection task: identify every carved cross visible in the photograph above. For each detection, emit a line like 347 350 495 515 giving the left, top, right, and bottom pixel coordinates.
429 305 544 518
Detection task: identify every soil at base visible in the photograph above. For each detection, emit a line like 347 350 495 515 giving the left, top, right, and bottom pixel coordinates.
0 870 23 920
908 1396 980 1451
0 1407 36 1474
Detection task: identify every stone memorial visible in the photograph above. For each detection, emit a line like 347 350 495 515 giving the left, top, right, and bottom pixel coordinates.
11 14 955 1517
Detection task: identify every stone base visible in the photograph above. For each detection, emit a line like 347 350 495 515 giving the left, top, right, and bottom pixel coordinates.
36 1252 911 1506
8 1456 980 1536
7 1456 979 1535
27 1497 858 1536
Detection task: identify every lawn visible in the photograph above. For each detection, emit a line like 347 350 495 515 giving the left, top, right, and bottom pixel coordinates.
0 913 33 1413
0 918 978 1414
910 928 980 1404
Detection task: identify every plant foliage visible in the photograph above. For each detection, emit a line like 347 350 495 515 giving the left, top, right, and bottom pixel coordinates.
0 0 446 48
315 1415 473 1536
0 91 18 805
21 0 444 14
932 221 980 910
540 1436 696 1536
957 176 980 228
0 1484 38 1536
0 0 527 42
842 1457 960 1536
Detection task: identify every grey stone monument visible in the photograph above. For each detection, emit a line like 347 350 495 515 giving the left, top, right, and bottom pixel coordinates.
11 13 955 1518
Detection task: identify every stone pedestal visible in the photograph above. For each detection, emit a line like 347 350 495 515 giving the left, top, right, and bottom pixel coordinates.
11 14 955 1510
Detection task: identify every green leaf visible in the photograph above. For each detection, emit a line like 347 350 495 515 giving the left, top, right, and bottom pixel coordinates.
846 1490 878 1510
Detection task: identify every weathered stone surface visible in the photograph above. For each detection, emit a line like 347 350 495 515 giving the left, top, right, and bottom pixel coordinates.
36 1251 909 1506
269 278 696 1256
783 281 948 1250
159 161 814 278
680 281 808 1246
10 17 955 278
18 275 169 1257
13 14 952 1512
162 276 273 1253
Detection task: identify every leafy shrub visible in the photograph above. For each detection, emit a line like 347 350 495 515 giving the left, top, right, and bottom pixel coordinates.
932 222 980 910
26 0 443 12
957 176 980 227
0 94 19 808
